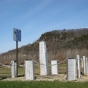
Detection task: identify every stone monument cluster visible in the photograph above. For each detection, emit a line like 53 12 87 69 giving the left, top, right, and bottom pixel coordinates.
11 41 88 81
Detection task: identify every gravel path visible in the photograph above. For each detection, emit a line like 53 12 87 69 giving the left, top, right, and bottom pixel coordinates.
1 74 88 82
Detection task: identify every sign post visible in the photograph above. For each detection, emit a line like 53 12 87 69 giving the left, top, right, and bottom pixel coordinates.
16 41 18 76
13 28 21 77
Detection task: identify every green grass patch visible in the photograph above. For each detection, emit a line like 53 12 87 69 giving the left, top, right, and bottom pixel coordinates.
0 63 66 78
0 81 88 88
0 67 25 78
0 68 11 74
59 64 66 67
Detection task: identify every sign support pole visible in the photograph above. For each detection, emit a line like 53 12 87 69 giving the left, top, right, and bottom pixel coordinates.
13 28 21 77
16 41 18 77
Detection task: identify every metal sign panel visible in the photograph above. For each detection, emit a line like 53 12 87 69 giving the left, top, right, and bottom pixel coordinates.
13 28 21 42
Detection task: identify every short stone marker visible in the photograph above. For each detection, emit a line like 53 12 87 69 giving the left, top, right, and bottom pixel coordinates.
11 60 17 78
51 60 58 75
66 58 76 81
25 60 34 80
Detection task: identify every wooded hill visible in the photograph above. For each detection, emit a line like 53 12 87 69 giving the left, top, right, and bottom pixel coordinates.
0 28 88 64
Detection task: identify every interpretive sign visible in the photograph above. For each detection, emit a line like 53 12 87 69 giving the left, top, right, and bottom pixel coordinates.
13 28 21 42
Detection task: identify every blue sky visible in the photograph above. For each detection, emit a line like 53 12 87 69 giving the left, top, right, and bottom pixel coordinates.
0 0 88 53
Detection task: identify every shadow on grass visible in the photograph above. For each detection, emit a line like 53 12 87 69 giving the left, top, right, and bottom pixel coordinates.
18 74 24 77
0 76 8 80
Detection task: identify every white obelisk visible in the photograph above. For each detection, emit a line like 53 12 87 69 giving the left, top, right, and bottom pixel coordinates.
39 41 49 75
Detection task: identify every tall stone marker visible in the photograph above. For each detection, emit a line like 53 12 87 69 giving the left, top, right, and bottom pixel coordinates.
51 60 58 75
76 55 80 78
25 60 34 80
66 58 76 81
11 60 17 78
39 41 49 75
83 56 86 76
86 58 88 76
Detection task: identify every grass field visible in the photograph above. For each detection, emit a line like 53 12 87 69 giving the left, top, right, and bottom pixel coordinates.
0 67 25 78
0 64 88 88
0 81 88 88
0 63 66 78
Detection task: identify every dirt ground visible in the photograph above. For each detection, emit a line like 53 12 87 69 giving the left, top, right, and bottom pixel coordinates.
2 74 88 82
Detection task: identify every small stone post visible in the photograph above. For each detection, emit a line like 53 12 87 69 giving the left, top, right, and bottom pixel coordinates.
51 60 58 75
11 60 17 78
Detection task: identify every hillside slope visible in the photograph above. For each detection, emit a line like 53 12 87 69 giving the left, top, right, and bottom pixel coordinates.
0 28 88 64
